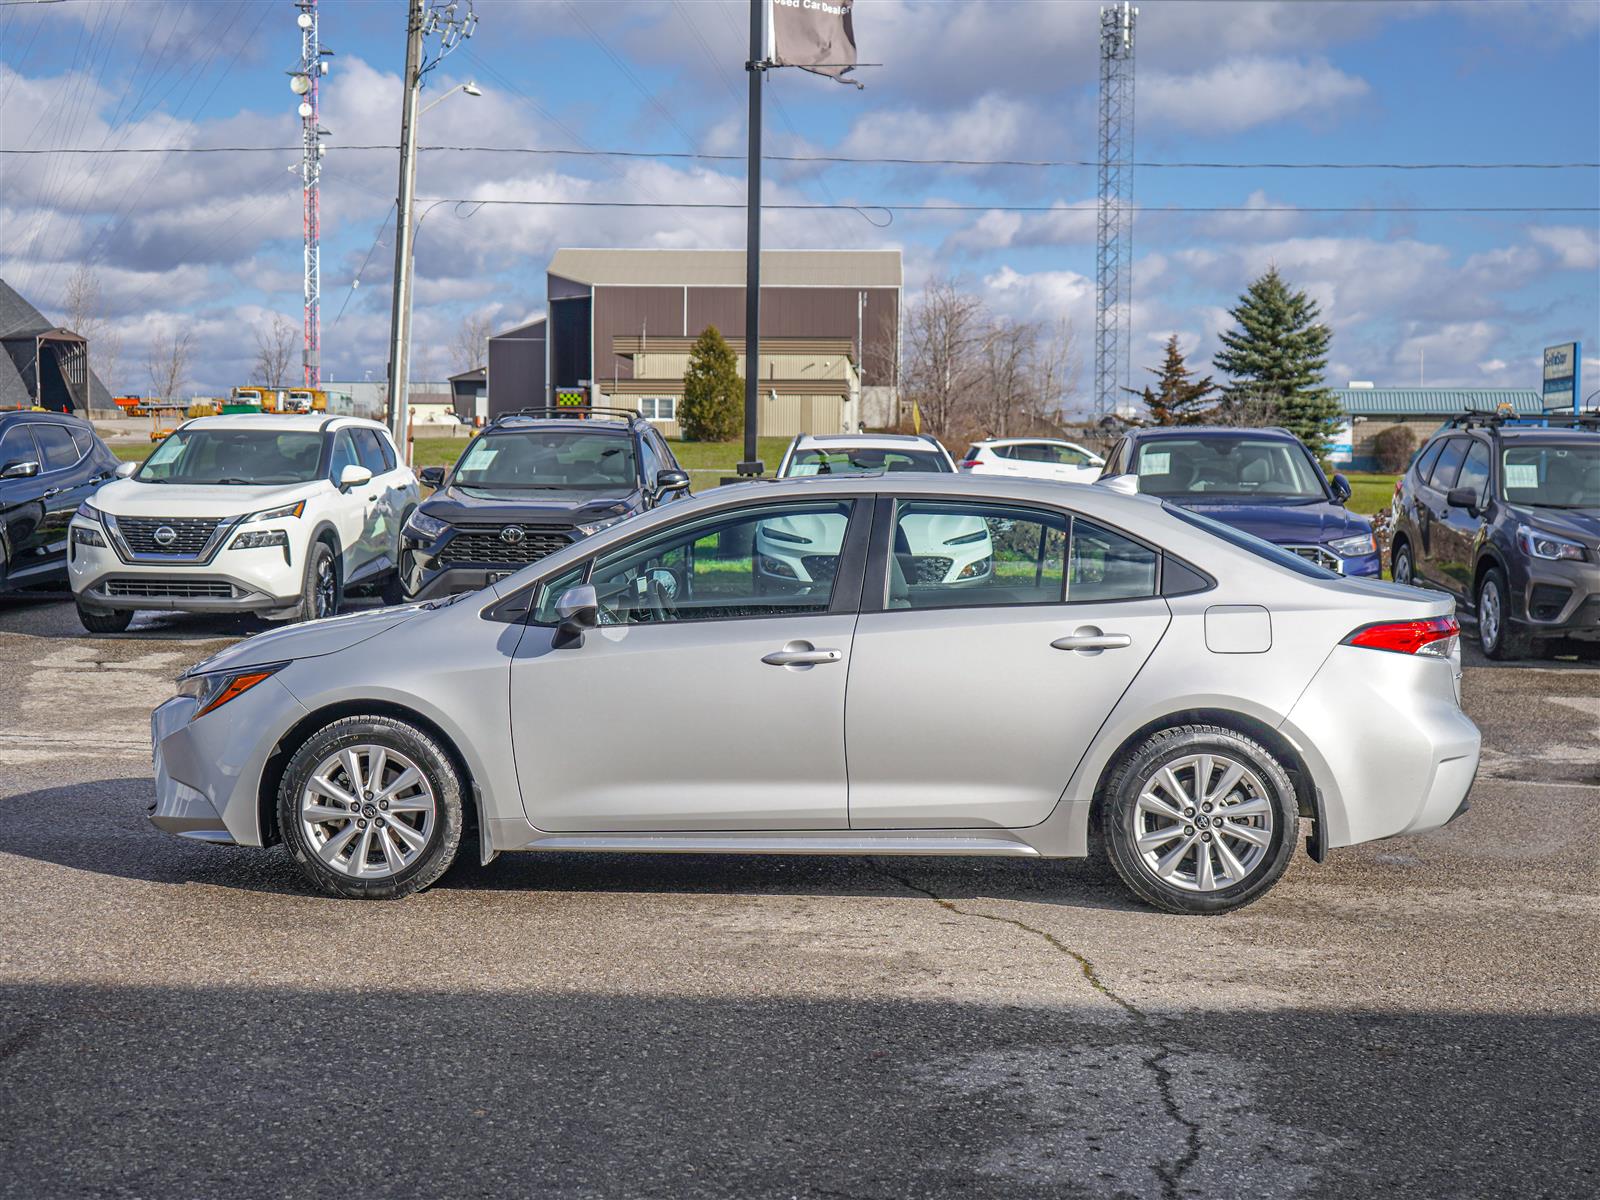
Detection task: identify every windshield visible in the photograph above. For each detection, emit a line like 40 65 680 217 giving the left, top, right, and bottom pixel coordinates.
136 428 324 485
787 447 949 476
1501 442 1598 509
451 429 637 489
1133 437 1326 500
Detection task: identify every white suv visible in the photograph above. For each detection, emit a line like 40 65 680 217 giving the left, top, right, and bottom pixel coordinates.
759 433 991 589
69 415 418 632
960 437 1104 484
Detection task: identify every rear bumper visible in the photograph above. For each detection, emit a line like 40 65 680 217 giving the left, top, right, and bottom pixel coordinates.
1283 644 1481 848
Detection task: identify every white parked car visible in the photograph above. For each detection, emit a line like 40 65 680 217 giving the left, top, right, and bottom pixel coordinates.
961 437 1105 484
760 432 991 588
69 415 418 631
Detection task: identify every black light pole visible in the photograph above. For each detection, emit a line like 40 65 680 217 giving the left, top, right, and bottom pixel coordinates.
738 0 765 476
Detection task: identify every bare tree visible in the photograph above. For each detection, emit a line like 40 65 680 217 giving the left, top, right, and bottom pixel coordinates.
252 314 296 388
451 311 494 376
901 277 985 437
146 329 195 402
61 265 122 397
1024 318 1081 430
974 317 1035 440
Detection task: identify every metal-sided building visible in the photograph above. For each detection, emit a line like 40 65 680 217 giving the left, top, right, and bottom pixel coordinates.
1335 386 1544 469
486 248 902 436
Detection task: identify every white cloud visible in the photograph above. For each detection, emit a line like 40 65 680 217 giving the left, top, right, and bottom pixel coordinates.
1143 57 1369 133
1528 225 1600 272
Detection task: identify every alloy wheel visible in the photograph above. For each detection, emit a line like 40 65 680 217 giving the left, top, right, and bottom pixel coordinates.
1393 548 1413 585
314 555 336 618
299 744 437 879
1129 753 1275 893
1479 579 1502 652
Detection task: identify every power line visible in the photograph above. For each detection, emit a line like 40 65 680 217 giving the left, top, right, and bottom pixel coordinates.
3 144 1596 171
410 197 1598 214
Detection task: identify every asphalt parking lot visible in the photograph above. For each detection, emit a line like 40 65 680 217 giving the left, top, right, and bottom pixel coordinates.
1 590 1596 1200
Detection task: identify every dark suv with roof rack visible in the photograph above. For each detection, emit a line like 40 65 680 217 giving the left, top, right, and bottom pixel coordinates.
1389 412 1598 659
398 407 690 600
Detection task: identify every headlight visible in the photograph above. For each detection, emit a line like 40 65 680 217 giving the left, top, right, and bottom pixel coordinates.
758 554 797 579
72 524 106 549
403 509 450 540
176 662 287 719
243 500 306 523
231 529 290 551
1329 533 1377 557
75 500 103 522
576 515 627 537
957 556 993 579
1517 525 1587 561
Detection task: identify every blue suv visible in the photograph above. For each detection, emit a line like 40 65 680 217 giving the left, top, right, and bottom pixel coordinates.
1099 426 1379 576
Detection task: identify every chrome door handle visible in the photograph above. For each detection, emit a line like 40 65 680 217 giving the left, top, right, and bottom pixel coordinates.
1051 628 1132 653
41 487 62 498
761 640 843 668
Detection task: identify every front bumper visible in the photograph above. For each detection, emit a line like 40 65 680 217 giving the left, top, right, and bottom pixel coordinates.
149 674 308 846
400 528 581 600
70 517 305 615
1512 558 1600 642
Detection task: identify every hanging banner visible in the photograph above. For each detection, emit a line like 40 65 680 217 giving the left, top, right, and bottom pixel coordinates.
770 0 859 84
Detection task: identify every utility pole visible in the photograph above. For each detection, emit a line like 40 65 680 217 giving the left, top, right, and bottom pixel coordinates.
739 0 766 476
292 0 329 388
385 0 426 449
1094 2 1136 419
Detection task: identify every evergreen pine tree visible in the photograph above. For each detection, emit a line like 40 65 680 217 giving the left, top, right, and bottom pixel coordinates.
1213 267 1340 454
678 325 743 442
1134 334 1218 425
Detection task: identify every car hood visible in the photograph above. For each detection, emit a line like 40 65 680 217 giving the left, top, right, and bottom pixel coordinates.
1172 499 1371 544
91 478 324 518
420 484 638 526
1506 505 1600 546
183 603 430 676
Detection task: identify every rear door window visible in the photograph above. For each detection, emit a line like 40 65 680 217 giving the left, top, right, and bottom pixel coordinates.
1067 519 1159 603
1455 441 1491 505
32 424 81 471
1427 438 1468 489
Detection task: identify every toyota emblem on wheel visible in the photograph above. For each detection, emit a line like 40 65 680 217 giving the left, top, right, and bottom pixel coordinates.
153 526 178 547
499 525 526 546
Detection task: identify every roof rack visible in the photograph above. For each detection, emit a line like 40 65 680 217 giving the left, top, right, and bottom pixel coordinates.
1443 409 1600 432
490 405 641 424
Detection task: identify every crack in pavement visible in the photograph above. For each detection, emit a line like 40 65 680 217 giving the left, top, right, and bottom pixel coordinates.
866 859 1207 1200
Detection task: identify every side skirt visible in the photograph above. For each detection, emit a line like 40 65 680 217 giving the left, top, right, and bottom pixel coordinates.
485 825 1054 858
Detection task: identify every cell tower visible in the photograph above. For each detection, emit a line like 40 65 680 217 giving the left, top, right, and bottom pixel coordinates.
1094 2 1136 418
291 1 329 387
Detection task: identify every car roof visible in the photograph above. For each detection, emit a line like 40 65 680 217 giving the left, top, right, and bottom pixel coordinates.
976 436 1092 447
794 433 943 451
482 417 633 434
1 409 92 425
178 414 388 434
1124 425 1299 441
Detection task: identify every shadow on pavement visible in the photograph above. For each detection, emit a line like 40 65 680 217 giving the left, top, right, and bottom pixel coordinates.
0 980 1594 1199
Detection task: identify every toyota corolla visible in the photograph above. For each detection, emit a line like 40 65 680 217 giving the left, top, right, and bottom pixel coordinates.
148 474 1479 914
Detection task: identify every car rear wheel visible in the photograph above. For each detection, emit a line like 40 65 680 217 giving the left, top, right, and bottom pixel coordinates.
1101 725 1298 915
76 600 133 634
278 715 464 900
1476 567 1529 660
1391 540 1415 586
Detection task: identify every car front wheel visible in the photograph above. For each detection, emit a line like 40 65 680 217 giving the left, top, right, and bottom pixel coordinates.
76 600 133 634
1101 725 1299 915
1391 540 1415 586
1476 566 1529 660
278 715 464 899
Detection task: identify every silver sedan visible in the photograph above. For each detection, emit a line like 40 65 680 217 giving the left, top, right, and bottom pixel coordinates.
149 474 1480 914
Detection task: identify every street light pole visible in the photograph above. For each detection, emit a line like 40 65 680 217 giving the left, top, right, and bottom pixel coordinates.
385 0 425 454
739 0 765 476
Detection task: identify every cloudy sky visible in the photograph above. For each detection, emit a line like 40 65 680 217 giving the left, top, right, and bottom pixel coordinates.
2 0 1596 405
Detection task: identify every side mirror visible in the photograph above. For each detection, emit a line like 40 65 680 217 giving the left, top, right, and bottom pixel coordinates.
419 466 445 489
339 464 373 490
1446 486 1480 515
1 460 40 480
655 468 691 495
115 460 139 478
554 584 599 645
1330 473 1352 504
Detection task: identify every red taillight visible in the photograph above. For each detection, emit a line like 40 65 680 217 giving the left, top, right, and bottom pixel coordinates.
1343 616 1459 657
961 460 982 469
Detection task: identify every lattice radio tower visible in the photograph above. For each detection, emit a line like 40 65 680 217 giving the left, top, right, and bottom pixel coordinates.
1094 2 1136 418
292 1 330 387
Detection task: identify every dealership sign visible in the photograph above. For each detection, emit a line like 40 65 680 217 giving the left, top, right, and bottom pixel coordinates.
1542 342 1581 412
770 0 857 82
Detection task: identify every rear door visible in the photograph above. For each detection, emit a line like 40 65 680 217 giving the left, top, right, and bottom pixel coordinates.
0 425 50 581
1416 437 1470 589
25 423 90 571
844 497 1171 829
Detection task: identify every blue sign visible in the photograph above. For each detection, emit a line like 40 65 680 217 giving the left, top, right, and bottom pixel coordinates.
1542 341 1581 412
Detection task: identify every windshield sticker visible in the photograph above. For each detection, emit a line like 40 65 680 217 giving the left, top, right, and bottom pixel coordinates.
1141 451 1171 475
1504 463 1539 489
467 448 498 466
790 463 822 476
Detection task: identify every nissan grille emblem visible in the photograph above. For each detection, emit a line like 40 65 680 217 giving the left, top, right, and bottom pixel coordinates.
153 526 178 547
499 525 527 546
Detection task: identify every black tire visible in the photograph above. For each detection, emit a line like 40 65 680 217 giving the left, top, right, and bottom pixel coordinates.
380 570 407 606
1391 539 1415 587
278 714 464 900
76 600 133 633
1476 566 1529 661
1101 724 1299 915
294 539 340 623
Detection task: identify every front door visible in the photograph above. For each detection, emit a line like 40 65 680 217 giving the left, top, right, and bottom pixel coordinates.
510 496 868 831
0 425 50 583
1433 438 1491 597
846 498 1171 829
1415 436 1470 591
